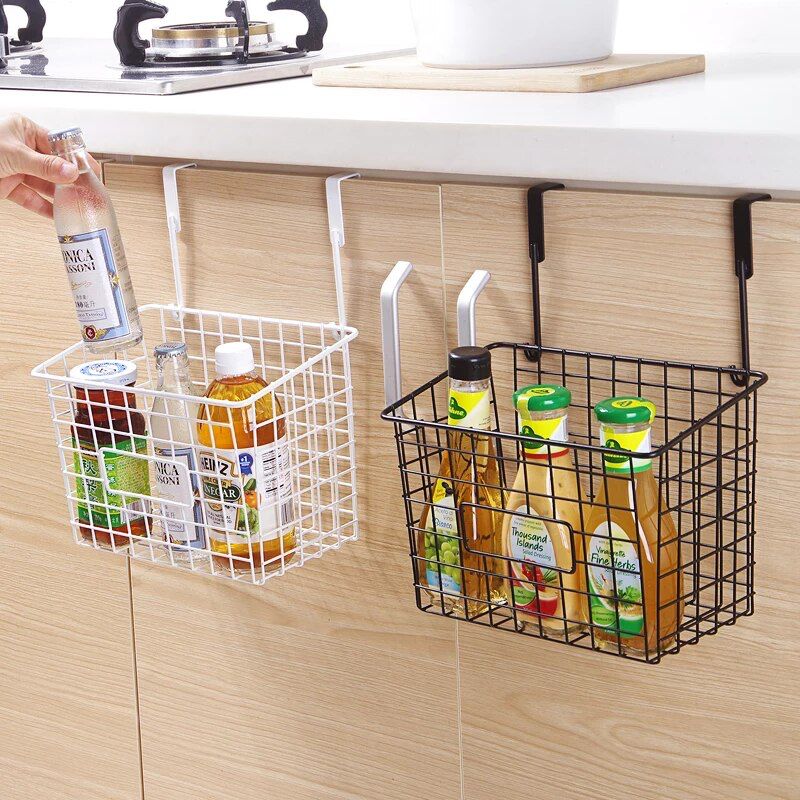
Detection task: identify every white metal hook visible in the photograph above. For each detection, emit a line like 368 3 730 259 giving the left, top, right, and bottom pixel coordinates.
380 261 414 408
325 172 360 328
162 163 196 318
457 269 491 347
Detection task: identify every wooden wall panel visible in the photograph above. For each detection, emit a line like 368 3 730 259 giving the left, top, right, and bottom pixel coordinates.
0 198 143 798
106 165 460 800
440 186 800 799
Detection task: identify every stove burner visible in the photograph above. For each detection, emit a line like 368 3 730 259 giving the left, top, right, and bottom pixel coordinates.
0 0 46 48
114 0 327 68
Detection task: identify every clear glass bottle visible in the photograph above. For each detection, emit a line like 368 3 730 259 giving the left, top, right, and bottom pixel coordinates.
585 397 683 657
150 343 206 561
501 385 587 638
196 342 296 574
50 127 142 353
419 347 504 617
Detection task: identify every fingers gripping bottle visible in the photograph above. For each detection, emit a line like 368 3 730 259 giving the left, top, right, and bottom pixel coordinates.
419 347 504 617
585 397 683 657
501 385 587 638
197 342 296 574
50 127 143 353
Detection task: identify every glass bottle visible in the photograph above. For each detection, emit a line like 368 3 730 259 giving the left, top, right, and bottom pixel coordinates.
50 127 142 353
419 347 504 617
196 342 296 573
585 397 683 657
70 359 150 550
150 343 206 561
501 385 587 638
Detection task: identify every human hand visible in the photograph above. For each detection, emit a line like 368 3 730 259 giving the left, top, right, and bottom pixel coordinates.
0 114 101 218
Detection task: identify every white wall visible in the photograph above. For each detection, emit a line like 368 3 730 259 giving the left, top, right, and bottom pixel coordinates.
5 0 800 53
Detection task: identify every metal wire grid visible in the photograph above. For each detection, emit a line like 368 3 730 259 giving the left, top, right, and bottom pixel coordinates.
33 303 359 585
382 343 766 664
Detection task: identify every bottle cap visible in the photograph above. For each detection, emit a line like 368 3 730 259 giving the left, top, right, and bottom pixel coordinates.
48 126 85 151
448 347 491 383
70 359 138 387
514 384 571 416
154 342 188 363
215 342 255 378
595 396 657 426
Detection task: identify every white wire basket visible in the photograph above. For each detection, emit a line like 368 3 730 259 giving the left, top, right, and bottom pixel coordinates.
31 169 361 586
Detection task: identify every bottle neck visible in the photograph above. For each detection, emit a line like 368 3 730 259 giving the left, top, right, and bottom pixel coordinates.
448 377 491 430
520 411 570 461
157 356 192 393
600 422 653 474
55 144 93 175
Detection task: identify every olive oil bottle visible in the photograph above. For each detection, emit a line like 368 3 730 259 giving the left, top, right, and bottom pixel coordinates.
419 347 504 616
197 342 296 573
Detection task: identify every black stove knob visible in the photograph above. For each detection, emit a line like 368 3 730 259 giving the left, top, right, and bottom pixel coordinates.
267 0 328 53
0 0 46 45
114 0 168 67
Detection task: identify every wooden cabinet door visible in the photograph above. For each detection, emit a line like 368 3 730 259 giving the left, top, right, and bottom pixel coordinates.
440 186 800 800
105 165 461 800
0 196 143 799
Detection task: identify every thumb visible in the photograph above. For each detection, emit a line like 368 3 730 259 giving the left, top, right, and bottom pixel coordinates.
12 148 78 184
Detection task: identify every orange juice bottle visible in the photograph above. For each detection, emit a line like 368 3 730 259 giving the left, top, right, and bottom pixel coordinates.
197 342 295 573
501 385 587 638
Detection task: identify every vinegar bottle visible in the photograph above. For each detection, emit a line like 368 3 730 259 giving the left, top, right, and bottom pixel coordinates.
501 385 587 638
197 342 296 573
150 342 206 560
50 127 143 353
419 347 504 617
585 397 683 657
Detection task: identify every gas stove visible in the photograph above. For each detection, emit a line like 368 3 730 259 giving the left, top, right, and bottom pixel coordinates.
0 0 408 95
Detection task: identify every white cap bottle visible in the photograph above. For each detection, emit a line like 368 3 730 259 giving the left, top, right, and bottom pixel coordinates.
215 342 256 378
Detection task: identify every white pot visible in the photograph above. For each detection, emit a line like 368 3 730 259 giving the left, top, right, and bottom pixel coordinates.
410 0 619 70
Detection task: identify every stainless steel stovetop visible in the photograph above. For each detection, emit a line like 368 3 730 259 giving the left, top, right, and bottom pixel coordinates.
0 37 406 95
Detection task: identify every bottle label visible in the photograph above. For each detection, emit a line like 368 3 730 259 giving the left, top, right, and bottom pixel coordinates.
199 438 293 543
74 437 149 529
520 414 569 459
587 521 644 637
424 478 462 595
60 229 131 344
600 426 653 474
448 389 491 429
154 446 205 548
506 508 560 616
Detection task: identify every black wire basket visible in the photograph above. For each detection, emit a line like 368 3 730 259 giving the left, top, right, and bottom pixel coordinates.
382 342 766 664
379 188 770 664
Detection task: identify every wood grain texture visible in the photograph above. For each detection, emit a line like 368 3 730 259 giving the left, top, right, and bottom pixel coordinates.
105 165 461 800
440 185 800 799
0 199 142 799
312 54 706 93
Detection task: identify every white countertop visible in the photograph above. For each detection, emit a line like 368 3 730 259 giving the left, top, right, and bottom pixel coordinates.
2 54 799 191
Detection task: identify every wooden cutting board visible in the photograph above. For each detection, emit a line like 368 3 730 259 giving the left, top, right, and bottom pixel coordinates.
312 54 706 93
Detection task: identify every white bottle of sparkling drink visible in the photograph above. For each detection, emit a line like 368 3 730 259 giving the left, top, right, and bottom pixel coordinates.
50 127 143 353
150 342 207 559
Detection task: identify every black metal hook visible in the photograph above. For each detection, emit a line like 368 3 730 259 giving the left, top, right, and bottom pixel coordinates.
730 193 771 387
524 182 565 362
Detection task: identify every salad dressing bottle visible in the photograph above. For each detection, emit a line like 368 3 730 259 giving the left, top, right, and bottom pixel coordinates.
197 343 296 573
501 385 587 637
419 347 504 616
586 397 683 656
